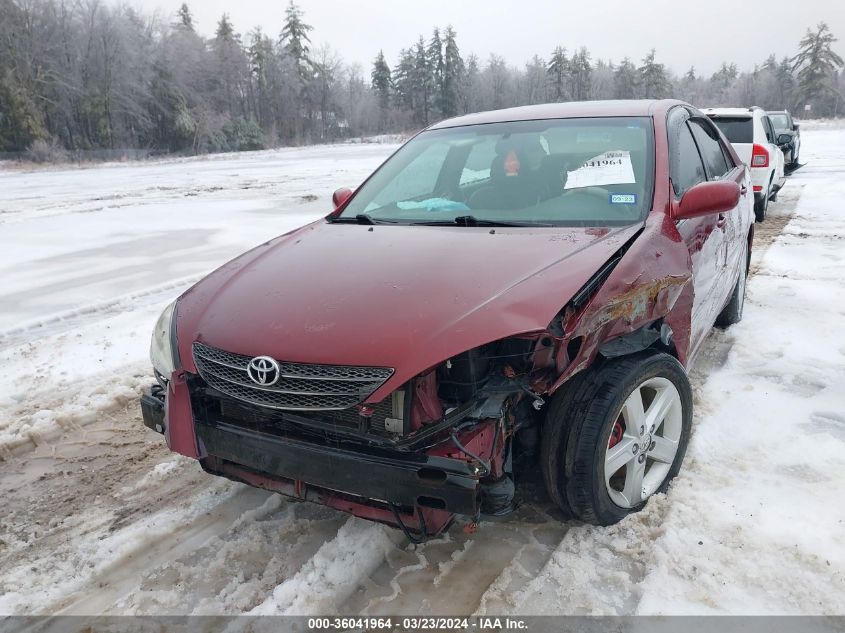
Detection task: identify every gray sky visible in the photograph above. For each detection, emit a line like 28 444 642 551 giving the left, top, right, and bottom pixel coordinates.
129 0 844 76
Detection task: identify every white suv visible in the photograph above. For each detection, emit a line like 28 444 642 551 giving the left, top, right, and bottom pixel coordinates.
702 107 785 222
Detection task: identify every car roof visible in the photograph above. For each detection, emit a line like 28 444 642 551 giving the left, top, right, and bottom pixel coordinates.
428 99 686 129
701 107 757 118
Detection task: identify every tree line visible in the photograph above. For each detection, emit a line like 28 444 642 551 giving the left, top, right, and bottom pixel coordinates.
1 0 843 157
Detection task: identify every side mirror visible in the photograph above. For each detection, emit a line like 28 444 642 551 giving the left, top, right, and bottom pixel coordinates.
777 133 792 146
672 180 740 221
793 122 800 131
332 187 353 209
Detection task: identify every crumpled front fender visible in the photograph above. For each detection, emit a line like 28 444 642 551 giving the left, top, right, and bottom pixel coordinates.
550 213 693 393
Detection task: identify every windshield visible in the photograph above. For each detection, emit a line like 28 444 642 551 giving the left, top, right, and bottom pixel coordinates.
339 117 654 227
769 113 790 131
710 117 753 144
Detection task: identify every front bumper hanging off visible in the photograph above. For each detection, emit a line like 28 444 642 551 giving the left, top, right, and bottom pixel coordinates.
139 384 485 520
140 386 166 434
195 420 482 516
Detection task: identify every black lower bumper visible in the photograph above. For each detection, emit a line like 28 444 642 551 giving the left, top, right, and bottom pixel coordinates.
140 386 166 433
195 421 481 516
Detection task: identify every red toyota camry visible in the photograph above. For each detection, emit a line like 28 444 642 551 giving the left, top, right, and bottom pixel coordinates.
143 99 753 539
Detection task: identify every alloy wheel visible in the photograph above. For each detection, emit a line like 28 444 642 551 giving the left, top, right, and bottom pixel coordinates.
604 377 683 508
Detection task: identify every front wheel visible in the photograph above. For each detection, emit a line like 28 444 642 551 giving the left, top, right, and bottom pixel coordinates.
541 352 693 525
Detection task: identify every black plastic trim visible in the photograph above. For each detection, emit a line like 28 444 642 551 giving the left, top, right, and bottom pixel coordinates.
141 386 166 433
196 420 482 516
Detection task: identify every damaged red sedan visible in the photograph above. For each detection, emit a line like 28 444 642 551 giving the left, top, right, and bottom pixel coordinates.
142 100 753 538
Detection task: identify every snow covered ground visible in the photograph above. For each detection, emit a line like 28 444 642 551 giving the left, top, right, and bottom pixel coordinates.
0 143 395 454
0 131 843 616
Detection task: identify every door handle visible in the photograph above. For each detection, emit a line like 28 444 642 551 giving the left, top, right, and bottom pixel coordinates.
716 213 727 228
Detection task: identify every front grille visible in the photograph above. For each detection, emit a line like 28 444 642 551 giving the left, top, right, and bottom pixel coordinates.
192 342 394 411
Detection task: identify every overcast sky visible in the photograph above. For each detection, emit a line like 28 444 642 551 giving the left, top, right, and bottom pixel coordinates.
126 0 844 76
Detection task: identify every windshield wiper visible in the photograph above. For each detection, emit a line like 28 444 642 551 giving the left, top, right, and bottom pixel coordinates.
330 214 397 225
414 215 551 227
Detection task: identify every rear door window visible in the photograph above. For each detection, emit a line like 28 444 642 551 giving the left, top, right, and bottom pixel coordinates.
459 138 496 185
710 117 752 144
762 116 776 144
689 120 730 179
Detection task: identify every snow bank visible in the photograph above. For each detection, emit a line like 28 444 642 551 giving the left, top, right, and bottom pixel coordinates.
795 118 845 131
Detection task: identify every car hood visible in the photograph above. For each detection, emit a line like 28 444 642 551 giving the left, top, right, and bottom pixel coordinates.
176 220 642 397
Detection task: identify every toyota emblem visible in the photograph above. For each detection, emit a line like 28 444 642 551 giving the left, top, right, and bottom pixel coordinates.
247 355 280 386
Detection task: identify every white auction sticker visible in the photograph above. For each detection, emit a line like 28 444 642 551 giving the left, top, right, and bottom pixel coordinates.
564 150 636 190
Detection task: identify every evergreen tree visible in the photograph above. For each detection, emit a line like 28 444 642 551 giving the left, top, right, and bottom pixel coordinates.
547 46 569 101
392 48 416 113
441 26 465 118
175 3 194 32
763 54 778 73
0 71 44 151
711 62 738 90
280 1 314 138
427 28 445 118
412 36 433 125
791 22 844 112
776 57 796 109
371 50 392 129
570 47 592 101
639 49 669 99
281 1 313 84
248 28 273 128
211 14 246 117
215 14 235 40
614 57 638 99
676 66 698 103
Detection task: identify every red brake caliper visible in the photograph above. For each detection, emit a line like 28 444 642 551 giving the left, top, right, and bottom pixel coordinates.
608 418 625 449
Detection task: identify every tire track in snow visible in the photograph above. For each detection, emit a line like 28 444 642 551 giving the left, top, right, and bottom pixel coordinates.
0 275 201 351
345 502 569 616
53 485 273 616
114 497 353 614
247 517 396 615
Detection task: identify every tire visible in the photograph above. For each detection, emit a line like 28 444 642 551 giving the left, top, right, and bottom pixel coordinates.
540 352 693 526
716 237 749 328
754 180 770 223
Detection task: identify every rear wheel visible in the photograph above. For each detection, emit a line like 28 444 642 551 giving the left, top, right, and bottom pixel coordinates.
541 352 692 525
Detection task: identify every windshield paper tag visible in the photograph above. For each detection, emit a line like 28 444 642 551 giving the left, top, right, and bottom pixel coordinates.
564 150 636 189
609 193 637 205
